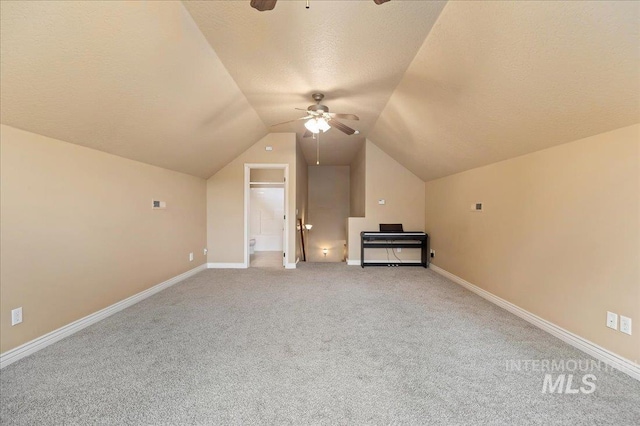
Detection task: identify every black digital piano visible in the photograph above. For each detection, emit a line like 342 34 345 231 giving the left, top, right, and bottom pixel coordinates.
360 230 429 268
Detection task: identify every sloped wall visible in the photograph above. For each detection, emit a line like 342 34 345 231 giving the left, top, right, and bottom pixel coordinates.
349 143 366 218
425 124 640 363
296 140 308 262
347 141 425 263
206 133 297 266
0 125 206 353
308 166 350 262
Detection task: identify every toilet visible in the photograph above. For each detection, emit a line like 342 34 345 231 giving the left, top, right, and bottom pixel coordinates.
249 238 256 255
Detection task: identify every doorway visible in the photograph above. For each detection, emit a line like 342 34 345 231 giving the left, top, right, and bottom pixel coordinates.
244 164 289 268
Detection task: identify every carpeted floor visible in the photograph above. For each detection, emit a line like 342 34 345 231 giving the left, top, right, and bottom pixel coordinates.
1 264 639 425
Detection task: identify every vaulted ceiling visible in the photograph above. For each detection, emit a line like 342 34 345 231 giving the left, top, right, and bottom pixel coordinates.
1 1 638 180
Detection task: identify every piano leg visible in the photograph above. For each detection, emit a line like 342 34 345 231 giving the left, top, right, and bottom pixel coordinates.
423 236 429 268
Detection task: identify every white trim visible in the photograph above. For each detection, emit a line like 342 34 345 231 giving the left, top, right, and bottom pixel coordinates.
430 264 640 381
244 164 290 269
207 262 247 269
285 263 297 269
0 264 207 370
244 165 250 268
249 181 285 185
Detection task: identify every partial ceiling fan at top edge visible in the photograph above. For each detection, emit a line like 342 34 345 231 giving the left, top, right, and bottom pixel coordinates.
251 0 390 12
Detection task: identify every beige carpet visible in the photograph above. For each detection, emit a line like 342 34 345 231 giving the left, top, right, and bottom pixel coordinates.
1 263 639 425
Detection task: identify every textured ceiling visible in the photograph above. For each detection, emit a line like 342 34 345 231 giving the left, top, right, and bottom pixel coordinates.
183 0 446 166
369 1 640 181
1 1 638 180
0 1 267 178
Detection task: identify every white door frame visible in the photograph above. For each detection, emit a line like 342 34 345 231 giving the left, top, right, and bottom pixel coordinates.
244 163 289 268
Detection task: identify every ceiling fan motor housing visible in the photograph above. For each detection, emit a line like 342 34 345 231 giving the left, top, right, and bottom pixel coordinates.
308 104 329 114
308 93 329 114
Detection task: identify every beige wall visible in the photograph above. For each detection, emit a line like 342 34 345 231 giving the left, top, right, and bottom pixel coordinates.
425 124 640 363
308 166 350 262
0 125 206 353
347 140 426 262
206 133 297 265
349 143 366 218
250 168 284 183
296 140 308 262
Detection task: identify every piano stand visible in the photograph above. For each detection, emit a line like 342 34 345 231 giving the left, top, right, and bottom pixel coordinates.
360 231 429 268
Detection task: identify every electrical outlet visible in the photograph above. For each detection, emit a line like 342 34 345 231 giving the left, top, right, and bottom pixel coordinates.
189 252 194 262
430 249 435 258
606 311 618 330
620 316 632 335
11 307 22 326
396 248 402 253
204 248 208 255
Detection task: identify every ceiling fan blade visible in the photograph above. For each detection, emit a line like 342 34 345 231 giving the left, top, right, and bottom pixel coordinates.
328 119 356 135
270 116 312 127
250 0 277 11
303 130 313 138
328 113 360 121
373 0 390 4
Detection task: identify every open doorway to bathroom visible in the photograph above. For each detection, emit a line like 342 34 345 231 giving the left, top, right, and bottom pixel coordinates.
245 165 287 268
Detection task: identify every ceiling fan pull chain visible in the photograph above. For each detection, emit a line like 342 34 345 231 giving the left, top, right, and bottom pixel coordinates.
316 131 320 165
305 0 310 10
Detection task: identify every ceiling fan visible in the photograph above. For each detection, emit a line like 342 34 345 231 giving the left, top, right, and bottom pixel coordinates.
271 93 360 138
251 0 390 12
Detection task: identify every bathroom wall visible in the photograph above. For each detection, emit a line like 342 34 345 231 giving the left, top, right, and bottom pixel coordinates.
250 187 285 251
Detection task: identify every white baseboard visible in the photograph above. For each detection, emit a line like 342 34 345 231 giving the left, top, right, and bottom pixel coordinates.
0 264 207 370
347 259 360 266
429 264 640 381
207 262 246 269
285 263 296 269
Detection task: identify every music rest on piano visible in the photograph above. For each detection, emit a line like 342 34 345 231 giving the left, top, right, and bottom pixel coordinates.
360 229 429 268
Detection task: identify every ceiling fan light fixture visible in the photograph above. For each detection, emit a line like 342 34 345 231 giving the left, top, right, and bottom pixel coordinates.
318 118 331 133
304 117 330 134
304 119 318 134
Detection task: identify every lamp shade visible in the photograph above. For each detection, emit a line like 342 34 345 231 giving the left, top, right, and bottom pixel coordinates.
317 118 331 132
304 117 331 134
